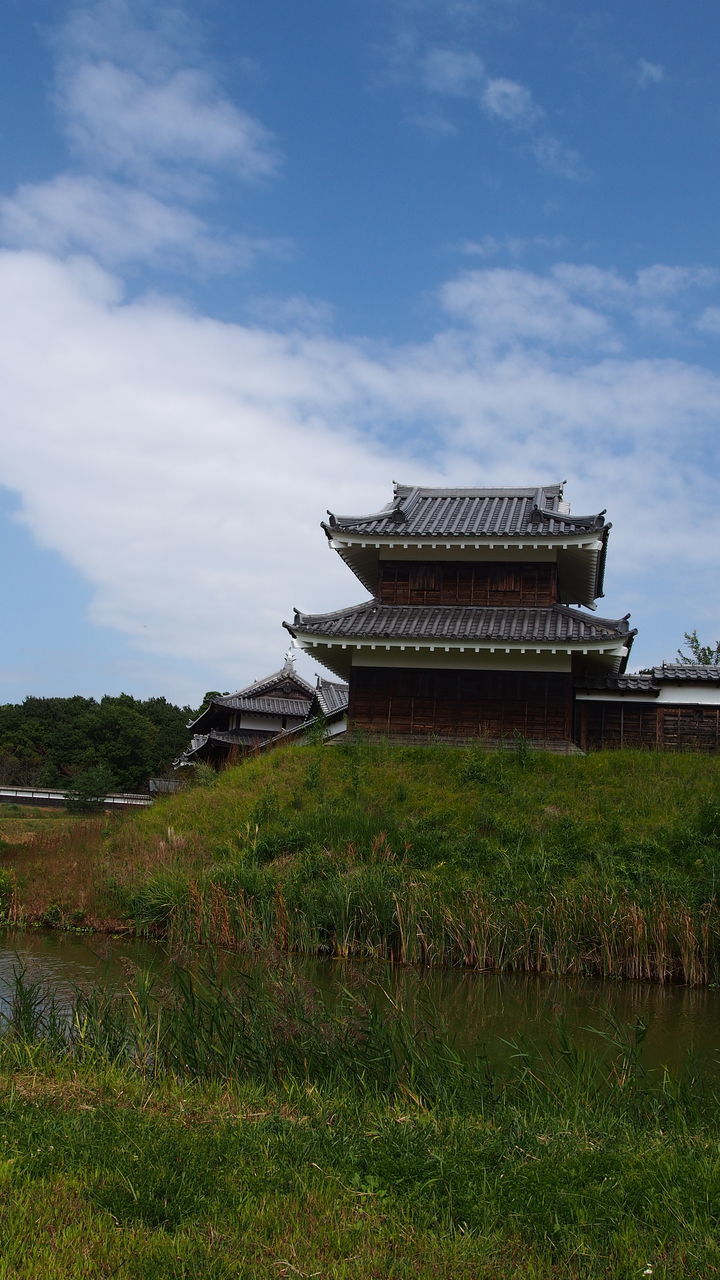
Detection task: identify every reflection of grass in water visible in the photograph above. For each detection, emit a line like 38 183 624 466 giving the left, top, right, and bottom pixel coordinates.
0 964 719 1277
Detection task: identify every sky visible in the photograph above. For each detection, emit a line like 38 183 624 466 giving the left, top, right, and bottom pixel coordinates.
2 0 720 707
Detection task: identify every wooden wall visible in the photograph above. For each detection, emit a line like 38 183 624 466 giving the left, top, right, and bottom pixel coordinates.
578 701 720 752
378 561 558 607
349 667 573 741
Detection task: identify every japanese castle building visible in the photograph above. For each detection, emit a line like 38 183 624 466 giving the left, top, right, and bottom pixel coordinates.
284 483 634 749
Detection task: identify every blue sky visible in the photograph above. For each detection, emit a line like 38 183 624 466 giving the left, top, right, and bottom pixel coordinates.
2 0 720 706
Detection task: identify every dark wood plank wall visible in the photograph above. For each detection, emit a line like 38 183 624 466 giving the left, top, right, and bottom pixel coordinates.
349 667 573 740
579 701 720 752
378 561 558 607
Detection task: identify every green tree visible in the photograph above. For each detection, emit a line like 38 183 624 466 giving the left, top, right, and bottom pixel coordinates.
677 630 720 665
65 765 115 814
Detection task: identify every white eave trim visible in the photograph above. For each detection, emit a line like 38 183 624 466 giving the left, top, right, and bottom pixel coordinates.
330 534 602 552
292 632 628 657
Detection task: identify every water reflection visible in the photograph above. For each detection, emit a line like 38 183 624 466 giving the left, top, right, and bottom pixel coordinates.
0 929 718 1074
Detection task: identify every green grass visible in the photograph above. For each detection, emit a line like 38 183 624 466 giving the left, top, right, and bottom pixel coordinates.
100 741 720 982
0 963 718 1278
5 740 720 981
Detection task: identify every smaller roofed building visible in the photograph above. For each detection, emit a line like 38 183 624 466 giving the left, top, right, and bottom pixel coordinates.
575 664 720 751
177 655 314 767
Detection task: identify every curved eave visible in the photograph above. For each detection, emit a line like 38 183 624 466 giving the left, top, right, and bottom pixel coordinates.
186 700 222 733
286 630 632 683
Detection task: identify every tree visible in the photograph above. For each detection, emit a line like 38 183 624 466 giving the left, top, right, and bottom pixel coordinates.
676 630 720 666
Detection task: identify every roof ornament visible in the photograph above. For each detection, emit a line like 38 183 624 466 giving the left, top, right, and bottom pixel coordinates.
326 511 337 528
282 646 296 674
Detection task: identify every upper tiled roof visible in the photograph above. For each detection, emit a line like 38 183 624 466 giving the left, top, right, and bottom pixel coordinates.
288 601 632 645
323 483 608 540
222 663 314 702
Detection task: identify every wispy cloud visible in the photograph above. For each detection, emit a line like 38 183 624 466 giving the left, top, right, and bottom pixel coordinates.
0 1 282 273
456 234 568 258
417 45 583 178
56 62 280 194
636 58 665 88
0 175 287 272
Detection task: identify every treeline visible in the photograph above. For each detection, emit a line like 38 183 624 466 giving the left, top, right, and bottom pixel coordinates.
0 694 193 792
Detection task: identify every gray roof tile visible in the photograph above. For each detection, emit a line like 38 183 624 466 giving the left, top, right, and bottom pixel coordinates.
653 664 720 682
288 601 632 644
315 679 349 715
218 695 310 717
577 664 720 693
324 484 608 540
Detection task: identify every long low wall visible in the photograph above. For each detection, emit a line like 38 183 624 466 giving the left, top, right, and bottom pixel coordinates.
0 786 153 809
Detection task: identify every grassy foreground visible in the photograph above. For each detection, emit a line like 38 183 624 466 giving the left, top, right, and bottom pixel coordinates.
3 740 720 981
0 962 718 1278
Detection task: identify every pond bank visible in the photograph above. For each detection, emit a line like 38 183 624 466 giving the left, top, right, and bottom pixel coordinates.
2 744 720 983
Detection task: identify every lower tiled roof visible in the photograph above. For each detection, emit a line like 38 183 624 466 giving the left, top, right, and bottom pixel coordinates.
218 695 311 717
315 679 349 716
577 664 720 694
287 601 632 645
654 664 720 682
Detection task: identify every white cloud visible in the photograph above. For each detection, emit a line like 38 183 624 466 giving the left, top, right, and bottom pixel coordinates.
2 251 720 688
418 47 583 177
421 48 486 96
57 62 279 193
636 59 665 88
0 3 284 277
0 175 285 272
455 234 568 259
439 268 616 349
697 306 720 335
482 76 538 124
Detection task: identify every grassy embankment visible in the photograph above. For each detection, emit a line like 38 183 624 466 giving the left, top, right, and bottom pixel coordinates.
0 960 718 1278
2 741 720 982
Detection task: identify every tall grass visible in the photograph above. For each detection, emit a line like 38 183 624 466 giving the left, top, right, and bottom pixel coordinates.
0 961 711 1118
119 864 720 984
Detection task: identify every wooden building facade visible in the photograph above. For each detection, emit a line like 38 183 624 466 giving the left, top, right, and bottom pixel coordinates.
576 666 720 752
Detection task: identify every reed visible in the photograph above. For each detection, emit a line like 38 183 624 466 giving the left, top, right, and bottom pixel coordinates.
117 858 720 984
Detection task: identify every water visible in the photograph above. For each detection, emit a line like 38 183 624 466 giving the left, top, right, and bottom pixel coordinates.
1 928 719 1073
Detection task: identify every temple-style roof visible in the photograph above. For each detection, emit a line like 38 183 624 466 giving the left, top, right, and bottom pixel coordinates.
288 600 632 645
324 483 607 539
187 656 313 733
321 483 610 607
